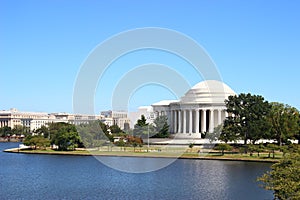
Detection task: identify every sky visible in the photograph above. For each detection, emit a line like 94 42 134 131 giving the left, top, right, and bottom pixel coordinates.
1 0 299 114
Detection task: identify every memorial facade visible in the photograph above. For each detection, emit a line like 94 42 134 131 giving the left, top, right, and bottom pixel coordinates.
152 80 236 137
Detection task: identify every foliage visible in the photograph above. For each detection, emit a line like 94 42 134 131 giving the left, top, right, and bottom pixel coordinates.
205 125 221 143
23 135 50 150
246 144 264 157
77 120 111 148
220 115 241 143
49 122 81 151
152 115 170 138
133 115 149 137
214 143 233 155
224 93 271 144
109 124 123 134
189 143 194 149
266 143 280 159
34 125 50 138
11 125 29 135
258 148 300 200
267 102 300 146
0 126 12 137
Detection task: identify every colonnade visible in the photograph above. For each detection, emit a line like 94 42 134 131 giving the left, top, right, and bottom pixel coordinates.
0 120 9 128
160 108 228 135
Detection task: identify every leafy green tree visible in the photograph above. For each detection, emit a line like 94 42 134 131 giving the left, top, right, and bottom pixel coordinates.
258 150 300 200
110 124 123 134
247 144 264 157
267 102 300 146
11 125 27 135
219 120 240 143
296 116 300 144
24 135 50 150
34 125 49 138
224 93 271 144
214 143 233 155
49 122 81 151
0 126 12 137
152 115 169 138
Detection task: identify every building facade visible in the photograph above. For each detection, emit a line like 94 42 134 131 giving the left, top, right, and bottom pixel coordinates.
100 110 130 130
152 80 236 138
0 108 103 132
0 108 49 132
128 106 155 128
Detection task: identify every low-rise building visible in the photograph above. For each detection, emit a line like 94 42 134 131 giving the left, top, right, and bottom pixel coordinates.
100 110 130 130
0 108 103 132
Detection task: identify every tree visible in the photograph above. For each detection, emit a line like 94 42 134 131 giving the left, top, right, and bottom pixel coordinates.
219 120 240 143
214 143 233 155
11 125 27 136
133 115 149 137
132 142 138 152
34 125 50 138
258 150 300 200
267 102 300 146
0 126 11 137
296 116 300 144
247 144 264 157
152 115 170 138
77 120 110 148
266 143 279 159
49 122 81 151
205 125 222 143
109 124 123 134
23 135 50 150
224 93 271 144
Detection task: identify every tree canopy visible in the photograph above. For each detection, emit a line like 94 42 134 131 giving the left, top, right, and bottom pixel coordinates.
151 115 169 138
258 147 300 200
267 102 300 146
133 115 149 137
223 93 271 144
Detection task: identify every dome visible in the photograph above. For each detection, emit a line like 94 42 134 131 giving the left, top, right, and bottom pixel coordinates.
180 80 236 104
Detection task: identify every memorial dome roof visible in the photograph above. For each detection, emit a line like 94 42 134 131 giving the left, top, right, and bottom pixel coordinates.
180 80 236 104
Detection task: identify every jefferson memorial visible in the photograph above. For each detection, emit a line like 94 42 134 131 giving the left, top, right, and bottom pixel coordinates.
152 80 236 138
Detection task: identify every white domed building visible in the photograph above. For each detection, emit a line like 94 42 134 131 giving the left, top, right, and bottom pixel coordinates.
152 80 236 138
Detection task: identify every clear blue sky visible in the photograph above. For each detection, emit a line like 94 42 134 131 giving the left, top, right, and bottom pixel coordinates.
1 0 299 113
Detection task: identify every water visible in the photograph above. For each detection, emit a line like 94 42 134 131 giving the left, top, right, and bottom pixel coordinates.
0 143 273 200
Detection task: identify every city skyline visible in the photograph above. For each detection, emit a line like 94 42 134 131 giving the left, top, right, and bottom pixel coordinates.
1 1 300 113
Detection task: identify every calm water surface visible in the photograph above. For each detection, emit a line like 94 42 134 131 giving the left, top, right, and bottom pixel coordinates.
0 143 273 200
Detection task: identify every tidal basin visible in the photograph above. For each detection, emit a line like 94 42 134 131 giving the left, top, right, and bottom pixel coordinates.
0 143 273 200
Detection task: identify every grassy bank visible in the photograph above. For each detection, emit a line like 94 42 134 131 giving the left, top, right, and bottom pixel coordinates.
4 146 280 163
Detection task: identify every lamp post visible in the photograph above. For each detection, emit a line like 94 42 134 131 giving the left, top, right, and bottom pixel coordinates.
147 116 150 152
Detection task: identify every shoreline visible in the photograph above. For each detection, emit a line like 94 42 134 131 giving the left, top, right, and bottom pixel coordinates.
3 148 279 163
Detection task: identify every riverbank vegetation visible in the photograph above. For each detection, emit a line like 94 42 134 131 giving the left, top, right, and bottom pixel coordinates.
257 145 300 200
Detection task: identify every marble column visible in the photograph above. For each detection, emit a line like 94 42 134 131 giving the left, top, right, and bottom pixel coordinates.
201 109 206 133
195 109 199 133
178 110 181 133
209 109 214 133
183 110 186 133
189 110 193 134
167 110 171 132
174 110 177 133
218 109 222 125
169 110 173 133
